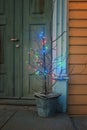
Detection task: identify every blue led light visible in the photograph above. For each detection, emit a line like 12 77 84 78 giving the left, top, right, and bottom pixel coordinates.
45 69 48 74
42 46 48 54
39 31 44 39
42 49 46 54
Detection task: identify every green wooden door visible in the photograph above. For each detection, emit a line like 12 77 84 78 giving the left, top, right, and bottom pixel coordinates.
23 0 52 97
0 0 22 97
0 0 52 98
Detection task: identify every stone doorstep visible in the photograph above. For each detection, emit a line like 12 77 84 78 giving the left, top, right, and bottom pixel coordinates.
0 98 36 105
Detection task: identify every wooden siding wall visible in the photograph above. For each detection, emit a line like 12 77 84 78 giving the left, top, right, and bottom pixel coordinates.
68 0 87 115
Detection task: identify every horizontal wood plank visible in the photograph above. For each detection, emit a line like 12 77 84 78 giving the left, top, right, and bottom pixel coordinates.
69 0 87 1
68 105 87 115
69 75 87 84
69 2 87 10
69 28 87 37
69 20 87 27
69 85 87 94
69 11 87 19
69 55 87 64
68 95 87 104
69 37 87 45
69 46 87 54
69 64 87 74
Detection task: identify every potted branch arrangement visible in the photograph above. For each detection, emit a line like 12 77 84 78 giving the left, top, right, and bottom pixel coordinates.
28 31 67 117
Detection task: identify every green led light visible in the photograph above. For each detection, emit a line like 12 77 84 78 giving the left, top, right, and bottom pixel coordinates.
35 55 38 58
36 71 39 75
45 46 48 50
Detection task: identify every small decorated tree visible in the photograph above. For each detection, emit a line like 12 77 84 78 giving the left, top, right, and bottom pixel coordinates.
28 31 68 117
28 31 67 97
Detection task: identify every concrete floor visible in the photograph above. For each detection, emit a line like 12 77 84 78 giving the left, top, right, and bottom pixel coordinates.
71 116 87 130
0 106 87 130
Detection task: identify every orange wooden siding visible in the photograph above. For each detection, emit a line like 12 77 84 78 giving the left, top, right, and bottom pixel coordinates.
68 0 87 116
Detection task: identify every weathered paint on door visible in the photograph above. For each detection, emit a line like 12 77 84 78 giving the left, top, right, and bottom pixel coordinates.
0 0 52 98
68 0 87 115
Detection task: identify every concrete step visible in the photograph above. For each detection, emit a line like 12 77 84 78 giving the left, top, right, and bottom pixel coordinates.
0 98 36 106
0 109 75 130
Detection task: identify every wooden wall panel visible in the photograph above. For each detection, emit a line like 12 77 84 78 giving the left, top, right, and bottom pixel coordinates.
69 20 87 28
69 11 87 19
68 106 87 115
69 2 87 10
68 0 87 115
69 65 87 74
69 46 87 54
68 95 87 104
69 75 87 84
70 28 87 37
69 37 87 45
70 0 87 1
69 55 87 64
69 85 87 94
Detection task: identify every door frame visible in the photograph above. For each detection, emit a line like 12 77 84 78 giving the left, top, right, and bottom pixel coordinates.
52 0 68 112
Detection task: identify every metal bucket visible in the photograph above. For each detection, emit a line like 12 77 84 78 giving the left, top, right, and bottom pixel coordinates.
35 94 60 117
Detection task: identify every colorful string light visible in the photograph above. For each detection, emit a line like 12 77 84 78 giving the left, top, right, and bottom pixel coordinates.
28 31 66 82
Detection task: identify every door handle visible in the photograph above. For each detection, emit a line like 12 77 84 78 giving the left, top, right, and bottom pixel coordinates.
10 38 19 42
15 44 20 48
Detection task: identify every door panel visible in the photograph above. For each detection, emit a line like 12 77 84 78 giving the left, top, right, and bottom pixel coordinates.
23 0 52 97
0 0 22 97
0 0 14 96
